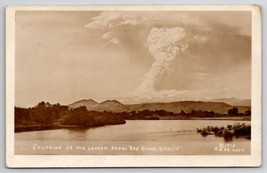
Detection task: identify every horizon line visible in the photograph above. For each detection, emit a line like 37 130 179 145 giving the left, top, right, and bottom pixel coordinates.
15 97 251 108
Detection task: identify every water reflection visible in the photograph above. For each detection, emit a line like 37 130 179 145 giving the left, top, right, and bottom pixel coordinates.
15 120 251 155
16 120 250 142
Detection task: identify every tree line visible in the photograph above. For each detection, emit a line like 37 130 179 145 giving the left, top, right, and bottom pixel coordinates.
15 101 251 132
15 102 126 131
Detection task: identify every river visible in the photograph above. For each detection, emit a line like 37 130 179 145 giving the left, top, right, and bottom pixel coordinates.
15 120 250 155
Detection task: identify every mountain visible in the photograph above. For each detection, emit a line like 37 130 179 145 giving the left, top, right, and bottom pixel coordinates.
68 99 250 114
69 99 126 112
69 99 98 109
95 100 126 112
126 101 249 114
210 97 251 106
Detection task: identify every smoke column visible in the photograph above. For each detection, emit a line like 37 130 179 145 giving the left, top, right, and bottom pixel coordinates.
136 27 188 92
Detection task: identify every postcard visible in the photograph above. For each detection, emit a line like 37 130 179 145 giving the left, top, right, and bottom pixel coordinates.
6 5 261 167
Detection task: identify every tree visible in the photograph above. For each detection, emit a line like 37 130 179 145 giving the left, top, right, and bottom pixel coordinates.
37 101 46 107
191 110 196 115
180 110 186 115
228 107 239 115
245 110 251 116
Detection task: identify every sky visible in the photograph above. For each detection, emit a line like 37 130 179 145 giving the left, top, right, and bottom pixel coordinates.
15 11 251 107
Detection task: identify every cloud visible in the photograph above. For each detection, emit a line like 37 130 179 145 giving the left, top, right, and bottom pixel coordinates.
85 12 122 29
136 27 189 92
110 38 119 44
85 12 145 44
85 12 212 45
193 34 208 43
84 11 251 102
102 31 120 44
84 12 219 95
85 11 251 46
85 12 144 29
85 11 208 30
120 17 138 25
102 31 112 40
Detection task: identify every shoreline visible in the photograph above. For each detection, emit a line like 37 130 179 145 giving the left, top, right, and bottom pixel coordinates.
15 122 127 133
189 117 251 121
15 117 250 133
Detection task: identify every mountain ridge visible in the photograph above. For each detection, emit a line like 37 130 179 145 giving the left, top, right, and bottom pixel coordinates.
69 98 251 114
209 97 251 106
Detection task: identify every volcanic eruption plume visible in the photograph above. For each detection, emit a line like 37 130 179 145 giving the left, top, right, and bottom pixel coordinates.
136 27 189 93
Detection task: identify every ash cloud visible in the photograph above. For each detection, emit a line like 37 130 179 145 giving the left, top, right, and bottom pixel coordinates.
136 27 188 92
84 11 251 102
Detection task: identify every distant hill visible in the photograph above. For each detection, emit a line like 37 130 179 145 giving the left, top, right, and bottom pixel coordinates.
126 101 250 114
69 99 251 114
210 97 251 106
69 99 125 112
95 100 126 112
69 99 98 109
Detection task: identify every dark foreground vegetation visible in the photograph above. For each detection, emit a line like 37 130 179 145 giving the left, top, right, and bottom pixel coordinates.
15 101 251 132
15 102 126 132
197 123 251 142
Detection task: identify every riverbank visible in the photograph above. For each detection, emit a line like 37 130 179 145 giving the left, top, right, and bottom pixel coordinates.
190 116 251 121
15 121 126 133
15 117 250 133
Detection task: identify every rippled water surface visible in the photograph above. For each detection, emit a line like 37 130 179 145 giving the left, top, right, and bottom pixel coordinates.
15 120 250 155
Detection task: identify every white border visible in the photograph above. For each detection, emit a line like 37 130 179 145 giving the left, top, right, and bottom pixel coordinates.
5 5 262 167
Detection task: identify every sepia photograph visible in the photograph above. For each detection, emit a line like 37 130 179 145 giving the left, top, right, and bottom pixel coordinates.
6 5 261 167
